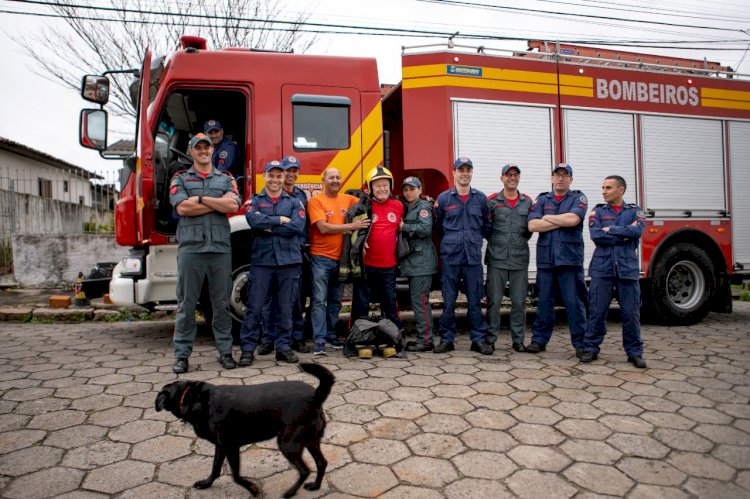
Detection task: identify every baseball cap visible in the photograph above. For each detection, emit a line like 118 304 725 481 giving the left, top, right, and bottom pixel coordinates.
188 133 212 149
203 119 222 133
263 160 284 173
553 163 573 176
281 156 301 169
453 157 473 170
502 164 521 175
402 176 422 188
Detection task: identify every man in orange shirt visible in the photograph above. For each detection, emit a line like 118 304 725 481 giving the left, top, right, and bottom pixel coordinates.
308 167 370 356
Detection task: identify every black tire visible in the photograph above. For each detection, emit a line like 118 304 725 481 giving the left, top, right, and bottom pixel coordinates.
229 258 251 345
648 243 715 326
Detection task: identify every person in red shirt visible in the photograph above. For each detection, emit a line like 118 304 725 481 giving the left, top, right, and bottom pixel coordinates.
347 166 405 354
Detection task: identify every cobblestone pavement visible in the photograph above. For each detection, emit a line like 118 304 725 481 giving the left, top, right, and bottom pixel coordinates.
1 303 749 498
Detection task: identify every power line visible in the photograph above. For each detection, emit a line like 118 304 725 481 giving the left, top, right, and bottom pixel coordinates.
2 2 748 51
533 0 750 23
417 0 748 32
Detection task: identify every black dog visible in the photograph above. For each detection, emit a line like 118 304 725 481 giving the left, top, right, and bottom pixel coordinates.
155 363 334 498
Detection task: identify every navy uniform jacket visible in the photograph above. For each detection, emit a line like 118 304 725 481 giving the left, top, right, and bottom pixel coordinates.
244 189 306 266
528 190 588 268
212 138 239 175
169 166 239 254
486 192 533 270
286 186 309 246
588 202 646 280
434 187 491 266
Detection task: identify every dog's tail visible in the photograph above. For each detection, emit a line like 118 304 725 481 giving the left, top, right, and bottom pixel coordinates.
300 363 335 405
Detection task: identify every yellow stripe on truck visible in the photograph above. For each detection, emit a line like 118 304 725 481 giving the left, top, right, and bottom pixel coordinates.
403 75 593 97
255 102 384 192
701 87 750 111
402 64 593 97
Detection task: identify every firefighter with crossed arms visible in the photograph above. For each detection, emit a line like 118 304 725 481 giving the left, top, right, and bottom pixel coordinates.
258 156 312 355
168 133 241 374
237 159 306 366
526 163 589 356
581 175 647 368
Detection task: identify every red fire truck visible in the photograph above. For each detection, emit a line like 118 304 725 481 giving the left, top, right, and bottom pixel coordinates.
79 36 750 330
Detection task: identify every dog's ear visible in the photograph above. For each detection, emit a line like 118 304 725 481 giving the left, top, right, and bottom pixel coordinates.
155 391 169 412
155 381 181 412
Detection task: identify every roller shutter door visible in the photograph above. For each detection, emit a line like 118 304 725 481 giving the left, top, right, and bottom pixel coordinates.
641 116 725 215
729 121 750 268
563 109 638 273
453 100 555 276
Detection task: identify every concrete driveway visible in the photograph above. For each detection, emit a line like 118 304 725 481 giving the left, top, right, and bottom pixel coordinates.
1 303 749 498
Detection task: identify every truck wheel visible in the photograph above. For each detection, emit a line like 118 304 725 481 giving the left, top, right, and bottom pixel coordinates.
229 262 251 344
648 243 715 325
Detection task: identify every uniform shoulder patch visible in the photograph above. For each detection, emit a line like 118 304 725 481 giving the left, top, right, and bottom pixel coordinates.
636 210 647 218
419 209 429 218
579 195 588 204
219 151 228 159
170 169 187 180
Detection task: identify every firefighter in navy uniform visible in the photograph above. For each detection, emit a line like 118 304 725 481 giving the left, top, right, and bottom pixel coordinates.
581 175 647 368
258 156 311 354
168 133 241 374
204 119 240 176
527 163 588 356
434 157 493 354
237 160 306 366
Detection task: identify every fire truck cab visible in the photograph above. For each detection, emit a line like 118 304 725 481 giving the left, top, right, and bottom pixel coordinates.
80 36 385 331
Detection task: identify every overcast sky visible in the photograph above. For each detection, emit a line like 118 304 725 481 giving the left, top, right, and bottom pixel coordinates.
1 0 749 176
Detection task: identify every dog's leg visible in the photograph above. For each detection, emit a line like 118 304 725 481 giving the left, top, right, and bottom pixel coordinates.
226 446 260 496
278 439 310 498
194 446 226 489
303 439 328 491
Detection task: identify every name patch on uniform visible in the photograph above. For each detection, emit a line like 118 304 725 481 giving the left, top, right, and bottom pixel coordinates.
445 205 459 211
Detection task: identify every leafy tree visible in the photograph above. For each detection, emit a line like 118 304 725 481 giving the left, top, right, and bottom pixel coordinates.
17 0 315 119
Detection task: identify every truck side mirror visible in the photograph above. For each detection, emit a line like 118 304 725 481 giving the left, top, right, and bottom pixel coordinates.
79 109 108 151
81 75 110 105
